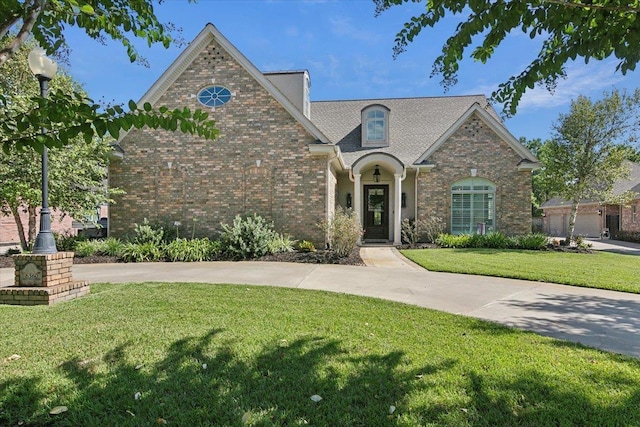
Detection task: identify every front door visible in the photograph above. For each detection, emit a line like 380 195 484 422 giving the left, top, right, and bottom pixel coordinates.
364 185 389 241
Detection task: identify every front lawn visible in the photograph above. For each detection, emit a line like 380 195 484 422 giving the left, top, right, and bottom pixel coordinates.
401 249 640 293
1 283 640 426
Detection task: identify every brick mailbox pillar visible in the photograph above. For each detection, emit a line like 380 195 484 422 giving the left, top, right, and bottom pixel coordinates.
0 252 90 305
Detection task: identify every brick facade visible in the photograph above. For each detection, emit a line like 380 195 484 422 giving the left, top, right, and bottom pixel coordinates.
1 208 74 246
416 113 532 235
621 200 640 233
109 38 328 243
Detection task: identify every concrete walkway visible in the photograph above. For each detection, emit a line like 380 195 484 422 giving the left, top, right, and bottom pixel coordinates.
1 243 639 358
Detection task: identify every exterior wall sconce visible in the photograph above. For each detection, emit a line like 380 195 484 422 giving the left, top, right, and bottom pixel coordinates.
346 193 352 208
167 161 172 169
256 159 262 167
470 168 477 177
373 165 381 183
401 192 407 208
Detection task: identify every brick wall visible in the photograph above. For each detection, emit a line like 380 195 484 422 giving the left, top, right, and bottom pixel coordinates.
109 38 328 244
621 199 640 232
1 208 75 245
416 113 532 235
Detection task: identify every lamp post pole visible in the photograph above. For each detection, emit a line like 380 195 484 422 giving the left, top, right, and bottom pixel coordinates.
29 48 58 254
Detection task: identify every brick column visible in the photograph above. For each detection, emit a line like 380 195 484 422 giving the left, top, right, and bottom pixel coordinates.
0 252 89 305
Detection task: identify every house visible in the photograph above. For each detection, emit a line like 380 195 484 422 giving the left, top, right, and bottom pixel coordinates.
108 24 539 245
541 161 640 238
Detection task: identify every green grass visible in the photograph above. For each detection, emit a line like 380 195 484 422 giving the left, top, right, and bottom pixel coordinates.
402 249 640 293
2 283 640 426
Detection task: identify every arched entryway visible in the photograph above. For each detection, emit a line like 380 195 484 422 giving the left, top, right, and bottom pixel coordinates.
351 153 405 244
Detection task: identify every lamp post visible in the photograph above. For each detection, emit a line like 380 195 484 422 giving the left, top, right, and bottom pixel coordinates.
28 47 58 254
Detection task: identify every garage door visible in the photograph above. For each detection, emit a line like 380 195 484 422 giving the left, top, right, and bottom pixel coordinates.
548 213 565 236
574 213 601 237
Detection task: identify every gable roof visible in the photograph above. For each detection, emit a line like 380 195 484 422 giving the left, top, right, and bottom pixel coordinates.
541 161 640 208
130 23 330 143
310 95 537 167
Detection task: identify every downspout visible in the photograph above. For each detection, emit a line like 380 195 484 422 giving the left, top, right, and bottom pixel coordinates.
414 167 420 221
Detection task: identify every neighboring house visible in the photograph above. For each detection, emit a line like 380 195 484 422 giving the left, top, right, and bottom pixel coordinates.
0 209 73 251
541 161 640 238
109 24 539 245
0 205 109 252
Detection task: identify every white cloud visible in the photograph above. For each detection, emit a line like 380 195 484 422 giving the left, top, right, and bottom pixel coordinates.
329 16 380 42
469 60 627 111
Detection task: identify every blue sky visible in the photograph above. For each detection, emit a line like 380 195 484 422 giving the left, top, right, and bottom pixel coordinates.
62 0 639 142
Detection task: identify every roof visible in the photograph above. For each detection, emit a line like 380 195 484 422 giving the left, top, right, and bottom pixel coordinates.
541 161 640 208
310 95 532 167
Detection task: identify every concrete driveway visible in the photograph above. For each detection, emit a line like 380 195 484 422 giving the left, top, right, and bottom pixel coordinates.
1 242 639 358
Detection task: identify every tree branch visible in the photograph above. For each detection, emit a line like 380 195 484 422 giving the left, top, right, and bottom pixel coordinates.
543 0 640 14
0 0 47 67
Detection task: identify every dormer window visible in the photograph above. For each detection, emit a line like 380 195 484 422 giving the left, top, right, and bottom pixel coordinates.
361 105 390 147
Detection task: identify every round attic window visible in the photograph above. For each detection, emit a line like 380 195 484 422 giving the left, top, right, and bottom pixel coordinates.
197 85 232 108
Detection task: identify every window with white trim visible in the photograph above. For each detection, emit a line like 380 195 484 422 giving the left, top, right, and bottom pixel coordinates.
451 178 495 235
633 204 638 223
361 105 389 147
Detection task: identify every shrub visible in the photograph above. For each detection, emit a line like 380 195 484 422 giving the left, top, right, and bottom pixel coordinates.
165 238 220 262
268 234 297 254
401 218 422 248
120 242 163 263
613 230 640 243
511 233 548 250
100 237 126 257
219 214 277 260
319 207 362 257
435 233 472 248
132 218 164 246
54 231 86 251
298 240 316 252
74 240 104 257
480 231 510 248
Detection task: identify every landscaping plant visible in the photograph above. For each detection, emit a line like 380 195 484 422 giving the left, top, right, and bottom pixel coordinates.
219 214 277 260
319 207 362 257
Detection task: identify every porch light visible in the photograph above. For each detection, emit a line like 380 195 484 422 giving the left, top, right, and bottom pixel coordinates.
373 165 381 183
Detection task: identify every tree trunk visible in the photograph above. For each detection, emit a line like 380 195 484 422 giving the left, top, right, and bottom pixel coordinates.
10 205 28 251
567 200 580 242
0 0 46 67
28 205 37 249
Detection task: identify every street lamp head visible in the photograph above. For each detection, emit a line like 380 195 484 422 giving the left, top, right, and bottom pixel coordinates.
28 47 58 80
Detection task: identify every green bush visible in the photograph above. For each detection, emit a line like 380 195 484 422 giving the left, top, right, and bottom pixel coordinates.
220 214 277 260
165 238 221 262
74 240 103 257
100 237 126 257
319 206 362 257
435 233 472 248
54 231 86 251
120 242 163 263
132 218 164 245
298 240 316 252
481 231 510 248
268 234 297 254
511 233 548 250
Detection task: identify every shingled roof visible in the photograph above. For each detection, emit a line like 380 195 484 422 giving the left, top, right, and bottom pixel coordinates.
310 95 504 167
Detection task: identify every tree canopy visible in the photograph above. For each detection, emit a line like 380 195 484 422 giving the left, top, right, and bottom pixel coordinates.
0 0 188 67
374 0 640 116
539 89 640 241
0 2 217 152
0 37 121 249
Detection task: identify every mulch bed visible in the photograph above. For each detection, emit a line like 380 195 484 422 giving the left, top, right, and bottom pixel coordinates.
0 249 364 268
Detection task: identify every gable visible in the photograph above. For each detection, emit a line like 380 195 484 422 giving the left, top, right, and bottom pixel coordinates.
125 23 329 144
415 104 538 169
